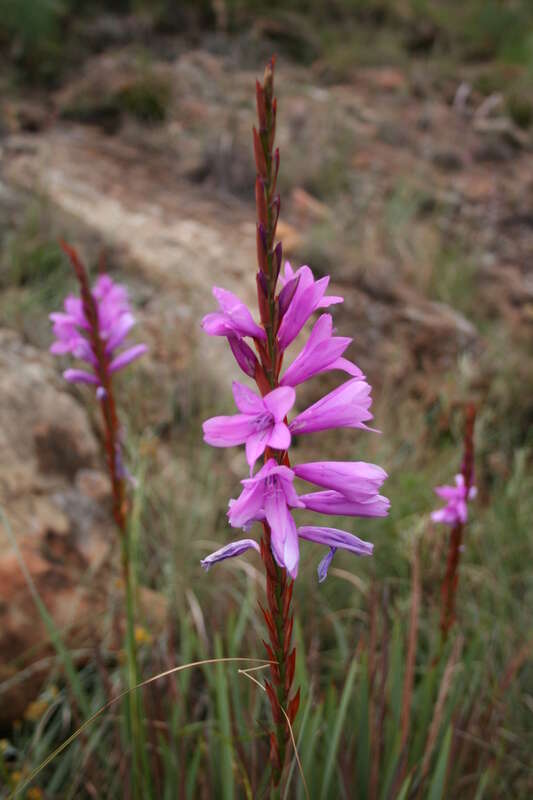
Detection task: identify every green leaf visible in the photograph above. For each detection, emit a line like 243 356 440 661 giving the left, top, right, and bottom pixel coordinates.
214 635 235 800
427 725 452 800
320 657 358 799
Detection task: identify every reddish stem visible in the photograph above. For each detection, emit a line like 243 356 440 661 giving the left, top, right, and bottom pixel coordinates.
60 242 128 537
250 60 299 786
440 403 476 640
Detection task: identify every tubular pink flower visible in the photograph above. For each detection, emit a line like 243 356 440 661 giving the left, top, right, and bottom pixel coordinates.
228 334 259 378
289 378 375 435
280 314 364 387
293 461 388 501
50 274 147 385
203 382 295 471
201 538 260 571
277 264 343 351
431 474 477 526
298 525 373 581
201 287 266 340
299 490 390 517
227 459 304 576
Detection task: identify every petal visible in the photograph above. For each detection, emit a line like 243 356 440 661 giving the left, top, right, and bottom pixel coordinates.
63 368 98 385
232 381 264 415
109 344 148 372
297 525 373 557
203 414 257 447
268 422 291 451
299 490 390 517
228 335 258 377
317 294 343 308
277 281 324 351
280 315 351 387
431 508 453 525
245 429 270 471
212 287 266 340
434 484 460 501
228 481 265 529
289 379 374 435
200 538 260 571
265 488 299 578
329 357 365 379
201 312 230 336
317 548 336 583
263 386 295 421
293 461 388 502
105 312 136 351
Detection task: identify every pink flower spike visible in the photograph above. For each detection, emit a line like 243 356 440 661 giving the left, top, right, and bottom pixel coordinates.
203 383 295 471
289 378 375 436
202 287 266 340
431 474 476 526
51 272 147 385
280 314 364 387
201 538 260 571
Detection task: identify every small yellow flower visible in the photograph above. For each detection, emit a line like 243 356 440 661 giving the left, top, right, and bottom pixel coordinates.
134 625 153 646
10 770 22 786
24 699 48 722
27 789 43 800
0 738 9 754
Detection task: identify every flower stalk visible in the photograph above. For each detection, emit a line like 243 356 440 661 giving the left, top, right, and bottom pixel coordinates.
437 403 477 641
52 244 150 798
201 59 388 792
253 58 299 785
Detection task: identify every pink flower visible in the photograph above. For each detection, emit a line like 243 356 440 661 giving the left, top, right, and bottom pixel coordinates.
280 314 364 387
227 459 303 577
277 263 343 351
201 538 260 571
289 379 375 435
50 274 147 385
202 287 266 340
293 461 388 501
299 490 390 518
431 474 476 526
298 526 373 582
203 382 295 471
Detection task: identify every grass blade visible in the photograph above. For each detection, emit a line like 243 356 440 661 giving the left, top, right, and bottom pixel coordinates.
320 657 358 799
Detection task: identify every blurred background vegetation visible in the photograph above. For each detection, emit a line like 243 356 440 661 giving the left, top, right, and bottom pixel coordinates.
1 0 532 798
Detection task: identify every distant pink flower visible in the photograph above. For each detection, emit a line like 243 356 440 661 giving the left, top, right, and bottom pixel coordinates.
431 474 476 526
203 382 295 471
280 314 363 387
202 287 265 340
277 263 343 351
50 274 147 386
